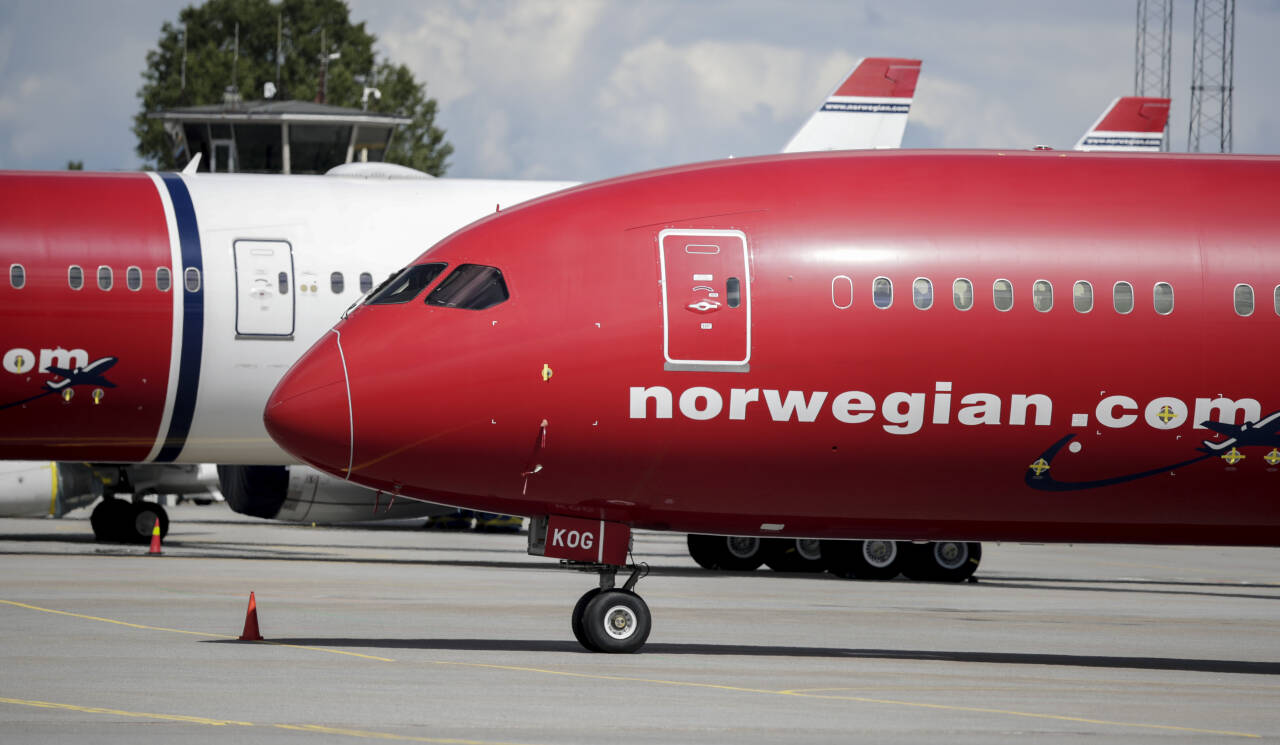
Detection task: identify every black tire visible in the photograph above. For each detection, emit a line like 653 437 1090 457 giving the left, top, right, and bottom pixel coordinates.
762 538 825 572
90 499 132 543
919 541 981 582
571 588 603 651
821 539 903 580
126 502 170 545
581 589 651 653
686 534 765 571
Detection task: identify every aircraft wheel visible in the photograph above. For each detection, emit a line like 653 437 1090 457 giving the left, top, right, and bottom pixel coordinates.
127 502 170 545
763 538 824 572
580 589 651 653
822 539 903 580
90 499 132 542
571 588 603 651
686 534 765 571
905 541 981 582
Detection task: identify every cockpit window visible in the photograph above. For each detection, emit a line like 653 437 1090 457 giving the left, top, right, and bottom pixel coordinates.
365 263 447 305
426 264 509 310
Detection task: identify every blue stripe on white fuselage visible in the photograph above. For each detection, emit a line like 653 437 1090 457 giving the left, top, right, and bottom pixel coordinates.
155 173 203 462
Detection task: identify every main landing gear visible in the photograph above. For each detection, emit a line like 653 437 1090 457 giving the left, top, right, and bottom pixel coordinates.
570 563 652 653
89 497 169 544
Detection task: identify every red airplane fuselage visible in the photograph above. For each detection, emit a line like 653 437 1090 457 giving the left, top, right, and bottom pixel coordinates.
265 150 1280 546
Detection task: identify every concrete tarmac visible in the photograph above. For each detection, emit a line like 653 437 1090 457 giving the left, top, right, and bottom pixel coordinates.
0 505 1277 743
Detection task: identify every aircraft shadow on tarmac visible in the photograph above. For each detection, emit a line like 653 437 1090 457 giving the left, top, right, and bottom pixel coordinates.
206 637 1280 675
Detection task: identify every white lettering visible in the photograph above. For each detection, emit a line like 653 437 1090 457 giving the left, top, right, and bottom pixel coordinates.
957 393 1001 425
933 381 952 424
679 387 723 420
1144 396 1188 429
763 389 828 422
629 386 672 419
552 528 566 547
1192 397 1261 429
39 347 88 374
3 348 35 374
1097 395 1138 428
728 388 760 420
580 532 595 551
1009 394 1052 426
831 391 875 423
882 392 925 434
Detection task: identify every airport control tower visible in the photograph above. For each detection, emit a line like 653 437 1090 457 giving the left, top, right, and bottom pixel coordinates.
148 100 410 174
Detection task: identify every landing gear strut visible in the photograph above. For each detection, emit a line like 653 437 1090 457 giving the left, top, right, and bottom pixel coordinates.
571 563 651 653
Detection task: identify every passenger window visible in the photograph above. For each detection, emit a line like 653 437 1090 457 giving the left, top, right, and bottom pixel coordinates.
1113 282 1134 314
9 264 24 289
69 265 83 290
366 263 447 305
331 272 344 294
278 272 290 295
1274 285 1280 316
831 275 853 309
426 264 510 310
1032 280 1053 312
1153 282 1174 315
1073 281 1093 312
912 278 933 310
952 278 973 310
993 279 1013 311
156 267 171 292
126 266 142 291
726 277 741 308
1234 283 1254 316
98 266 113 291
359 272 373 294
184 267 201 293
872 277 892 309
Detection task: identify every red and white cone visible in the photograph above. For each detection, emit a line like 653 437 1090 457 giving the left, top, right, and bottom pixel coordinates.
238 591 264 641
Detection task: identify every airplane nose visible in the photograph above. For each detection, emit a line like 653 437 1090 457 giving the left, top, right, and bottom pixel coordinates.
264 332 352 476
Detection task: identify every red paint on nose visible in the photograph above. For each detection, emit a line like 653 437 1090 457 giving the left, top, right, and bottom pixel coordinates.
264 333 351 476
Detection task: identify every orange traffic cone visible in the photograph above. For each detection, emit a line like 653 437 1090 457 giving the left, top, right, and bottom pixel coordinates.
239 592 264 641
148 518 162 555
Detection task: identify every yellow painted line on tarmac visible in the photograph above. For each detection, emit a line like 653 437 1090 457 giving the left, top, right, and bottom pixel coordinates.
0 598 395 662
0 697 252 726
433 661 1261 739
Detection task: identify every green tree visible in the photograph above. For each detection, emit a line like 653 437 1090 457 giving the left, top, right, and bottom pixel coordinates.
133 0 452 174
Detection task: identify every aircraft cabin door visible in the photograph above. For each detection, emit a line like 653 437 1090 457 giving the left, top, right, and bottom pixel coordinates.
233 240 296 338
659 229 751 372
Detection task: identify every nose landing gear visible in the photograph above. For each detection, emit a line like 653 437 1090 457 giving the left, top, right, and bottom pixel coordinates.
571 563 651 653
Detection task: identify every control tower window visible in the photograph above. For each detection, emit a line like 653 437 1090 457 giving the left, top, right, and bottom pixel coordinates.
98 266 113 291
9 264 24 289
366 263 447 305
426 264 510 310
331 272 345 294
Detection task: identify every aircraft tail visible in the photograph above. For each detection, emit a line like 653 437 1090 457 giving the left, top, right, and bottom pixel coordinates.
1073 96 1171 152
782 57 922 153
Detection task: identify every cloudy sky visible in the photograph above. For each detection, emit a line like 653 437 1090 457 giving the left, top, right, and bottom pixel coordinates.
2 1 1278 180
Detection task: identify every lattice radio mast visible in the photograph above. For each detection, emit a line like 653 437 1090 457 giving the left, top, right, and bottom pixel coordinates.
1134 0 1173 150
1187 0 1235 153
